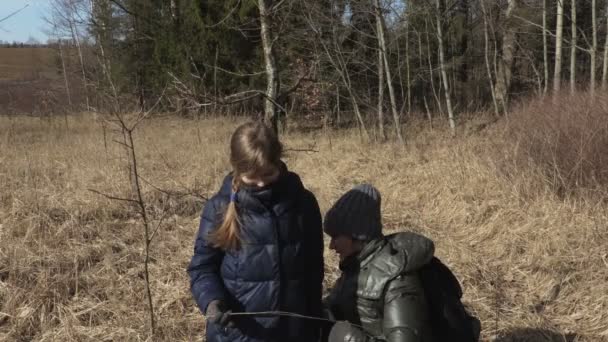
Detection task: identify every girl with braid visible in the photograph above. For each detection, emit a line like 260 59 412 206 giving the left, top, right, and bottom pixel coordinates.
187 121 324 342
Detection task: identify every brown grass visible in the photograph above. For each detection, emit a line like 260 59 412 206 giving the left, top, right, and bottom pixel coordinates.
0 114 607 341
505 93 608 199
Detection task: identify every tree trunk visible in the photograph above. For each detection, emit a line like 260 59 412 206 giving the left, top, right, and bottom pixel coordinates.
424 19 443 115
336 84 341 125
570 0 577 95
58 39 72 109
480 0 499 116
543 0 549 94
377 40 386 141
495 0 518 114
603 3 608 90
68 12 89 112
554 0 564 94
459 0 470 106
91 0 119 112
436 0 455 135
395 31 405 114
405 21 411 114
314 25 368 138
170 0 177 19
374 0 403 144
591 0 597 94
258 0 280 134
214 46 219 113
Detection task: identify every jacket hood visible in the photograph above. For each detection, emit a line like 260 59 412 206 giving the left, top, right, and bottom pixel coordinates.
355 232 435 273
389 232 435 272
350 231 434 300
354 231 435 272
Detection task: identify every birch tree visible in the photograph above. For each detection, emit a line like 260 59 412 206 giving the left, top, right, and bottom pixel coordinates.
374 0 404 143
603 3 608 90
543 0 549 94
304 7 369 139
58 38 72 109
480 0 499 115
435 0 455 134
570 0 577 94
590 0 598 94
377 40 386 141
47 0 90 111
258 0 280 134
494 0 519 114
65 0 89 112
553 0 564 94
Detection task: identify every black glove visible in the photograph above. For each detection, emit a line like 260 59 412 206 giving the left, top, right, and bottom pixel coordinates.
206 300 233 328
329 321 369 342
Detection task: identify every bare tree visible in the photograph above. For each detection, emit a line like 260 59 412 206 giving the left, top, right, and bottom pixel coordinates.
46 0 91 112
554 0 564 94
423 19 444 114
377 39 386 141
405 19 412 114
590 0 598 94
436 0 455 134
259 0 280 133
570 0 577 94
91 0 119 111
89 108 166 337
58 38 73 111
543 0 549 94
603 2 608 90
374 0 404 144
480 0 499 115
304 5 369 139
495 0 519 114
65 0 90 111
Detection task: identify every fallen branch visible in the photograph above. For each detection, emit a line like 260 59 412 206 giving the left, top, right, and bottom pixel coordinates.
87 188 139 204
284 147 319 153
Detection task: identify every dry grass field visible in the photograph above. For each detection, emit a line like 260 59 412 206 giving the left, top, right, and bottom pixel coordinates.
0 113 607 341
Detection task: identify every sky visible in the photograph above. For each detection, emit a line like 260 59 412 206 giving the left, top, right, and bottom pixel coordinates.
0 0 51 43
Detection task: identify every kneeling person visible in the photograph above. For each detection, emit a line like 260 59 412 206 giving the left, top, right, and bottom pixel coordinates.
323 184 435 342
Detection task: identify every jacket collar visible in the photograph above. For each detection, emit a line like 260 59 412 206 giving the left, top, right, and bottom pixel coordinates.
339 237 386 272
222 162 303 216
338 232 435 273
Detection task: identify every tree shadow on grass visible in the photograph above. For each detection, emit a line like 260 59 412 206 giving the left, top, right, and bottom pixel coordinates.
494 328 580 342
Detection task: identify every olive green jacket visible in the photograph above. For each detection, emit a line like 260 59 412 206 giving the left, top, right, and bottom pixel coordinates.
325 232 435 342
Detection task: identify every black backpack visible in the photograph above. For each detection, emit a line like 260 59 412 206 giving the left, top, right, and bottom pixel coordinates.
418 257 481 342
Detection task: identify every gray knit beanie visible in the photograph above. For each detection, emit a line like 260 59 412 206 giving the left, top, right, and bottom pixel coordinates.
324 184 383 241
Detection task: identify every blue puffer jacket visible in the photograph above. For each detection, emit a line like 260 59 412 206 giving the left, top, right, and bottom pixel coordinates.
187 168 324 342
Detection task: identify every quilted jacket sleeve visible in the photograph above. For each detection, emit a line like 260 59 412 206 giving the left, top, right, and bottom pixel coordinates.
187 198 227 314
382 273 430 342
302 191 324 317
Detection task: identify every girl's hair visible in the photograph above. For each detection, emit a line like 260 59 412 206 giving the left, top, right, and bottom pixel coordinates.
210 121 283 250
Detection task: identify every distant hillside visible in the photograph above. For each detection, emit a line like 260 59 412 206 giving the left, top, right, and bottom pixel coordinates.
0 47 86 114
0 47 58 81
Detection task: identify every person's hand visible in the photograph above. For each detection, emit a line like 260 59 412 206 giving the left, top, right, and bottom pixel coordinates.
206 300 233 328
329 321 368 342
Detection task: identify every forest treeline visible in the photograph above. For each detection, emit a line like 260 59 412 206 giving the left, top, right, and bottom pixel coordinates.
41 0 608 136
